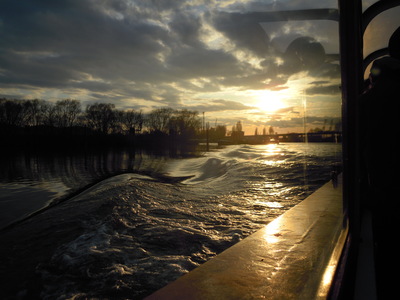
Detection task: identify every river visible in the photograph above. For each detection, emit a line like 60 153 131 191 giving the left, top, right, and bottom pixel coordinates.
0 143 341 299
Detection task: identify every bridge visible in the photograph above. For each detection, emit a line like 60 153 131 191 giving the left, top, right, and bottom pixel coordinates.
216 131 342 145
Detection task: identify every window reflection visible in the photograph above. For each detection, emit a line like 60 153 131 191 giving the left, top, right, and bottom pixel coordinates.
0 1 346 298
363 6 400 78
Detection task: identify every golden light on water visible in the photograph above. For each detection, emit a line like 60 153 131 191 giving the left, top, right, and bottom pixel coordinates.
259 144 285 166
254 200 283 208
261 144 281 154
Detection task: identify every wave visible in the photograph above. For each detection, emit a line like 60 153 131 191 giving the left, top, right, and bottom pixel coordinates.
33 174 252 299
1 143 342 299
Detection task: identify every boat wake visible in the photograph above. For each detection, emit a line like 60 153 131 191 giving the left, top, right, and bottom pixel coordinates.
0 143 341 299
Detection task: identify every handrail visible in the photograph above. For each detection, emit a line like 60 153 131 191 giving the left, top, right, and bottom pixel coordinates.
363 48 389 71
362 0 400 34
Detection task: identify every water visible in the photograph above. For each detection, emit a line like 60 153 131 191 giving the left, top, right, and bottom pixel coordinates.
0 143 341 299
0 148 177 229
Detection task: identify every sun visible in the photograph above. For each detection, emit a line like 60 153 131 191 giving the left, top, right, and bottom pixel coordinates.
253 90 286 113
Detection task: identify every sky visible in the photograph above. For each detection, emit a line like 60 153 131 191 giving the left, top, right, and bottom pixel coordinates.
0 0 343 134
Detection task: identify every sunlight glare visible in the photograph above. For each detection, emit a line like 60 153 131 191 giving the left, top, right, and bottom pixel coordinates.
263 219 283 244
254 90 286 113
261 143 280 154
259 144 285 166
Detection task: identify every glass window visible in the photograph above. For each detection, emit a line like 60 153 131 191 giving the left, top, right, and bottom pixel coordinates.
0 1 343 298
363 0 379 11
363 6 400 77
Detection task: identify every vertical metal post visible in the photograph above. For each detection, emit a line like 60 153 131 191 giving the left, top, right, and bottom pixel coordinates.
335 0 364 297
339 0 363 232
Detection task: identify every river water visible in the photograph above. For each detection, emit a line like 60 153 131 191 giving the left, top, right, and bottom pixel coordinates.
0 143 341 299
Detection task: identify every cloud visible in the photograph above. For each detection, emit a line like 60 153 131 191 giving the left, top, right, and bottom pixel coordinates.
187 99 255 112
169 11 204 47
212 11 271 57
0 0 246 96
275 106 296 114
221 0 339 13
0 0 337 93
0 0 171 87
306 83 341 96
0 0 342 132
166 47 243 79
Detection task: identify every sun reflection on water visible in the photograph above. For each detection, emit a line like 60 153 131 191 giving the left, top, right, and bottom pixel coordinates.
261 144 280 154
257 144 286 166
254 200 283 208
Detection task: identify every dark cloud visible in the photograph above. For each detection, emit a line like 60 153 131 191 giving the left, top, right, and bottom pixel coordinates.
306 83 341 96
211 12 340 91
214 69 270 90
187 99 255 112
212 11 270 57
169 11 203 47
0 0 172 89
0 0 336 93
221 0 338 13
0 0 250 99
0 0 341 133
167 47 243 79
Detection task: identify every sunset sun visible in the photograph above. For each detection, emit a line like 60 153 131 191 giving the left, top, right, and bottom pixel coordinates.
253 90 286 113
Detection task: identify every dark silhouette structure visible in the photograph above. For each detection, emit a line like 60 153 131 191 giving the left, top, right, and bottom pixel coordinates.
359 26 400 298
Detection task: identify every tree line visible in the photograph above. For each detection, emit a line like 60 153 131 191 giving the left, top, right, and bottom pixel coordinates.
0 98 227 150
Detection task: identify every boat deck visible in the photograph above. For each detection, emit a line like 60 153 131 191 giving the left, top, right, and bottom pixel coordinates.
146 177 345 299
